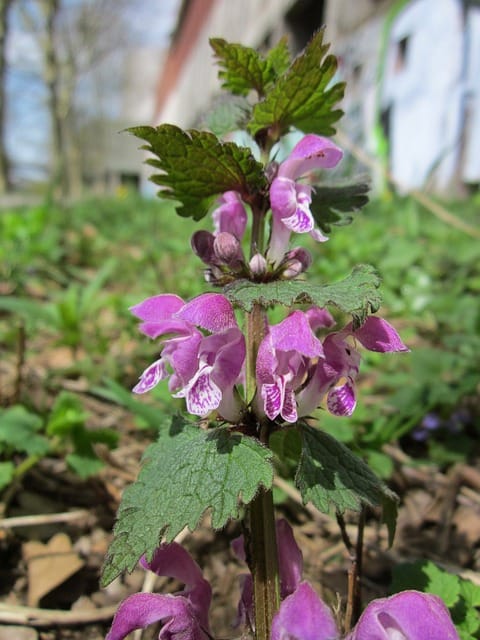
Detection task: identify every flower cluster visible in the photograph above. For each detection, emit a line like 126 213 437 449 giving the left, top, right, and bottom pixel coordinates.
132 293 407 423
131 292 245 422
106 521 460 640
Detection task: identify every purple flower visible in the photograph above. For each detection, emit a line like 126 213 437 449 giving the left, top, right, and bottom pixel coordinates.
272 581 339 640
211 190 247 239
255 310 325 423
191 192 248 284
273 588 460 640
131 293 245 420
232 520 459 640
105 543 212 640
231 518 304 628
298 316 409 417
345 591 460 640
268 135 343 263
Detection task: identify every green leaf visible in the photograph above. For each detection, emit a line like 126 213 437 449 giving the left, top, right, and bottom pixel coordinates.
210 38 275 96
128 125 267 220
102 416 274 585
0 462 15 491
0 406 50 456
249 29 345 138
296 424 398 519
391 561 461 608
46 392 89 437
269 427 302 475
266 37 291 77
310 179 370 233
66 453 104 479
460 580 480 608
91 379 164 430
225 264 382 327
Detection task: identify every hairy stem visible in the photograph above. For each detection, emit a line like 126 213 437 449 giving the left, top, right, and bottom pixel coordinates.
338 508 366 632
247 487 280 640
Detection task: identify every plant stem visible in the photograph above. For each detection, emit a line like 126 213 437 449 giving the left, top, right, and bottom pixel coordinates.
247 487 280 640
244 302 280 638
244 161 280 639
245 304 265 405
338 507 365 632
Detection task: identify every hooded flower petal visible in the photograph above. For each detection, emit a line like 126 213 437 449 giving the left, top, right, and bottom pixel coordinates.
278 134 343 180
276 518 303 598
346 591 460 640
177 293 238 333
212 190 247 239
268 135 341 263
140 543 212 631
256 311 324 422
105 592 205 640
130 294 188 339
231 519 305 628
271 581 339 640
298 315 407 418
347 316 410 353
106 544 212 640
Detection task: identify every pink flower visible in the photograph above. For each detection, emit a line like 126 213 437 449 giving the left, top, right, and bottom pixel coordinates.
345 591 460 640
231 518 304 628
268 522 459 640
268 135 343 264
211 190 247 239
131 293 245 420
191 191 248 283
272 581 339 640
298 316 409 417
255 310 326 423
105 543 211 640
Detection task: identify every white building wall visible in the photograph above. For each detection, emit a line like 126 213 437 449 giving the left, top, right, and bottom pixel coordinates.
382 0 464 192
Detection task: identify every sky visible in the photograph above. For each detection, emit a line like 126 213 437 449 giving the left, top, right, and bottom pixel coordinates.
4 0 182 184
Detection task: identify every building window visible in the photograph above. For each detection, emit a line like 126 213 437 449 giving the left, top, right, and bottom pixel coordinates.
395 35 410 73
285 0 325 54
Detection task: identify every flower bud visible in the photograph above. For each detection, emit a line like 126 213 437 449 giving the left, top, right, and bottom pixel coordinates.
191 230 217 265
213 232 244 267
249 252 267 276
282 247 312 278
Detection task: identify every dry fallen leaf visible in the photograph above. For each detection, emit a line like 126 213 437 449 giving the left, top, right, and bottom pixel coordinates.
22 532 85 606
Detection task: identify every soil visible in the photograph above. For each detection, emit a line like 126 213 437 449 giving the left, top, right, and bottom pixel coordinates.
1 369 479 640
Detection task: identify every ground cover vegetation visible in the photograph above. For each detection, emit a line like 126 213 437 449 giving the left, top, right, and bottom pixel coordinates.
1 187 478 639
1 34 480 640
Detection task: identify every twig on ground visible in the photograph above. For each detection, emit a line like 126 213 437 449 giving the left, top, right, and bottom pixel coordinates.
0 509 92 530
0 602 118 627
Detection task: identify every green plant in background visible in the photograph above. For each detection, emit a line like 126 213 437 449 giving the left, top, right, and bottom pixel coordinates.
391 560 480 640
0 393 118 492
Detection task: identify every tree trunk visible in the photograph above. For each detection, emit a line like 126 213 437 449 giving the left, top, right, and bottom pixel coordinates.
0 0 13 194
41 0 69 201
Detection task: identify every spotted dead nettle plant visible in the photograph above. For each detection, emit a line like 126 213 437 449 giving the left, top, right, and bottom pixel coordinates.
102 31 459 640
